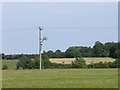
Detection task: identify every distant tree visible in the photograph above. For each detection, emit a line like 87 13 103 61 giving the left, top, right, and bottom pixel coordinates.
2 64 8 70
2 53 5 59
65 47 74 58
54 50 65 58
115 58 120 68
93 41 107 57
32 56 39 69
117 42 120 58
71 58 86 68
96 62 109 68
74 47 81 58
109 44 118 58
16 56 34 69
104 42 115 57
42 52 52 69
65 46 94 58
46 50 54 58
78 46 93 57
107 62 116 68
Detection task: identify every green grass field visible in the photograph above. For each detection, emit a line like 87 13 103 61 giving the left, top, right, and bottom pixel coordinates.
2 59 118 88
2 60 18 70
2 69 118 88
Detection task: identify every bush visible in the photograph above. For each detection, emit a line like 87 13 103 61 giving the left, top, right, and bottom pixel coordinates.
94 62 109 68
2 64 8 70
115 58 120 68
42 52 52 69
71 58 87 68
16 56 34 69
88 62 111 68
33 58 39 69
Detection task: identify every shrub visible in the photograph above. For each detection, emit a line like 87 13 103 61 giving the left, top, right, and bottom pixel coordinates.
71 58 87 68
16 56 34 69
42 52 52 69
2 64 8 70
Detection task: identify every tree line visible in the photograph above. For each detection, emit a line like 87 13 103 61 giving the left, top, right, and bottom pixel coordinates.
2 41 120 70
2 41 120 60
16 55 120 70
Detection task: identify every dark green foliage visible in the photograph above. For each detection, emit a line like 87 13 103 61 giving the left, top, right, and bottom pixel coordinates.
2 41 119 59
46 50 54 58
2 64 8 70
94 62 109 68
104 42 116 57
65 47 75 58
50 63 71 69
2 53 38 60
16 53 53 69
42 52 52 69
93 41 107 57
71 58 87 68
114 58 120 68
109 44 118 58
54 50 65 58
32 56 39 69
117 42 120 58
107 62 116 68
87 60 119 68
16 56 34 69
2 53 5 59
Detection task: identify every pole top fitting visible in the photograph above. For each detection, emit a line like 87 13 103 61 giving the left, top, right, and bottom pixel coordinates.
39 27 43 31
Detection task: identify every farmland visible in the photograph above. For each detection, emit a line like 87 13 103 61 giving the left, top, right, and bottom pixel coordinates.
50 57 115 64
2 59 118 88
2 69 118 88
2 60 18 70
2 57 115 70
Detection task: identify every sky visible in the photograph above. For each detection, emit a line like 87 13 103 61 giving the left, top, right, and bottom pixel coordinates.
2 2 118 54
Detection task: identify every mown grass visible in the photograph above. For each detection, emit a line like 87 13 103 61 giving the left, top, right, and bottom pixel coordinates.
2 69 118 88
2 60 18 70
2 60 118 88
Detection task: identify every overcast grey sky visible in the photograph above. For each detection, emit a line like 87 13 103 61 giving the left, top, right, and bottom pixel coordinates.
2 2 118 54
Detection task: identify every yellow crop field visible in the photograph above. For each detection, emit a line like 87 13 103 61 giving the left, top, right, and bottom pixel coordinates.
49 57 115 65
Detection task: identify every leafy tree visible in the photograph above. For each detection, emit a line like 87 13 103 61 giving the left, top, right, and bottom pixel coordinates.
42 52 52 69
2 41 119 59
109 44 118 58
2 64 8 70
54 50 65 58
71 58 86 68
104 42 115 57
65 47 75 58
32 56 39 69
94 62 109 68
74 47 81 58
16 56 34 69
117 42 120 58
46 50 54 58
79 46 93 57
2 53 5 59
93 41 107 57
115 58 120 68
